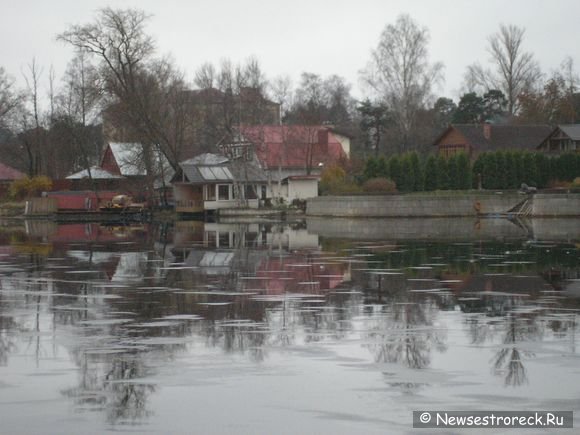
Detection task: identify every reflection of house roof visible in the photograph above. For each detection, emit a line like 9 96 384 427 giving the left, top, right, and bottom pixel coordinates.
0 161 25 180
66 166 124 180
182 153 229 165
177 153 268 184
239 125 347 169
454 274 550 295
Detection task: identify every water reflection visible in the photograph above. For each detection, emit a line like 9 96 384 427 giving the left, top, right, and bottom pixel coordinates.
0 220 579 430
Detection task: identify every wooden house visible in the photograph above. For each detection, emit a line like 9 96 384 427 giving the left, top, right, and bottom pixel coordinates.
537 124 580 153
433 124 552 158
172 153 269 214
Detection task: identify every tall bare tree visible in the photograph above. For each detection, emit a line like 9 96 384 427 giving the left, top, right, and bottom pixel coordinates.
58 7 192 201
464 24 541 116
361 14 443 151
0 67 23 129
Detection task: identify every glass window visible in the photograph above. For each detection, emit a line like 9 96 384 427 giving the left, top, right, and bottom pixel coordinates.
218 232 230 248
206 185 216 201
245 185 258 199
218 185 230 200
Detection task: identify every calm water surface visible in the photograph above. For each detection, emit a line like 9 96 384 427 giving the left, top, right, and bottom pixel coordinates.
0 219 579 434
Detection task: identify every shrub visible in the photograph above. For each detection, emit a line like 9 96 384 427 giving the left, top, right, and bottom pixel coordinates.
320 164 362 195
9 176 53 200
362 177 397 194
572 177 580 188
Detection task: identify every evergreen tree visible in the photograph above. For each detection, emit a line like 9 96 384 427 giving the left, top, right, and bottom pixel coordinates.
534 153 550 188
513 151 525 187
522 152 538 185
436 155 450 190
456 152 472 190
495 151 507 189
377 156 389 179
448 154 459 189
388 155 402 188
424 155 438 191
399 154 415 192
482 152 498 189
409 152 423 191
472 154 484 189
364 157 379 180
505 151 517 189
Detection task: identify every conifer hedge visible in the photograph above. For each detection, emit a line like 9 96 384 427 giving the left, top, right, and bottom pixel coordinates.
361 151 580 192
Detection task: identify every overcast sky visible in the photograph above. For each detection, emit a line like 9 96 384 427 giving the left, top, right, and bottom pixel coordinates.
2 0 579 101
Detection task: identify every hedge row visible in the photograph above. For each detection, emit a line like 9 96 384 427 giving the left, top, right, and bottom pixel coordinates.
363 151 580 191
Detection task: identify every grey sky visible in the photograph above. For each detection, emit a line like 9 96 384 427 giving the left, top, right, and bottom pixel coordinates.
2 0 579 101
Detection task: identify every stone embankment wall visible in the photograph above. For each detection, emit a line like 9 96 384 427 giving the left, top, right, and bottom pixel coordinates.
307 193 580 218
532 194 580 216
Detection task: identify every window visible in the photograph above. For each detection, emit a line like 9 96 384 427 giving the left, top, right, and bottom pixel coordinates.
218 232 230 247
206 185 216 201
218 185 230 200
245 185 258 199
205 231 217 247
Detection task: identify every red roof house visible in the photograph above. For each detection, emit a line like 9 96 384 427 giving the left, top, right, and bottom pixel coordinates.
238 125 350 173
0 161 26 198
0 162 25 181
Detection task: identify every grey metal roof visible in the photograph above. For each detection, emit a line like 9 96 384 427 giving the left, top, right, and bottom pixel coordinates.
558 124 580 141
178 153 268 184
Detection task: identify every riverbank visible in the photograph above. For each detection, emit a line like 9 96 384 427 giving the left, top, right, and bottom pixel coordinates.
306 192 580 218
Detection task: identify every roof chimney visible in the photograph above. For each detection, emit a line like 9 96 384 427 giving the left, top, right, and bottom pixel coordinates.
483 123 491 140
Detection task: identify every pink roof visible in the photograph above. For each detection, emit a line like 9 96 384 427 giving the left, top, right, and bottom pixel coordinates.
240 125 347 169
0 162 25 180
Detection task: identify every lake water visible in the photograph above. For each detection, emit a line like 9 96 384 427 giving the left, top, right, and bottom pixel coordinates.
0 218 579 434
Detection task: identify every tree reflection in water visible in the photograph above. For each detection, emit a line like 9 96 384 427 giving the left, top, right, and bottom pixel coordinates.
62 352 155 424
491 313 541 387
1 221 579 428
364 293 447 369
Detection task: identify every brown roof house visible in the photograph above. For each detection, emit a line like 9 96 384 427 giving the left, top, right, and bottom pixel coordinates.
0 161 25 198
434 123 552 159
537 124 580 153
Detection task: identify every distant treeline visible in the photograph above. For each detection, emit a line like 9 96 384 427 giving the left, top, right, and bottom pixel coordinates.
362 151 580 192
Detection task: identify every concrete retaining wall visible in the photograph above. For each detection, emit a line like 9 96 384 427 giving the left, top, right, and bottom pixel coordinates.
307 193 580 218
532 194 580 217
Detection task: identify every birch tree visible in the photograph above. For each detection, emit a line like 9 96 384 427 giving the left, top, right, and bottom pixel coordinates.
464 24 541 116
361 14 443 151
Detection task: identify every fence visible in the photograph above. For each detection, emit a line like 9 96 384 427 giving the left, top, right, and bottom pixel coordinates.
24 197 58 215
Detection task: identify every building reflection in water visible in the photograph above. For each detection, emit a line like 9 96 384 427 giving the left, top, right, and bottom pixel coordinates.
0 220 579 426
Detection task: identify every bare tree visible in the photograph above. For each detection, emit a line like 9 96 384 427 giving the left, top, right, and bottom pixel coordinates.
269 75 292 119
58 7 192 202
0 67 23 129
361 14 443 151
20 58 46 176
465 24 541 116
